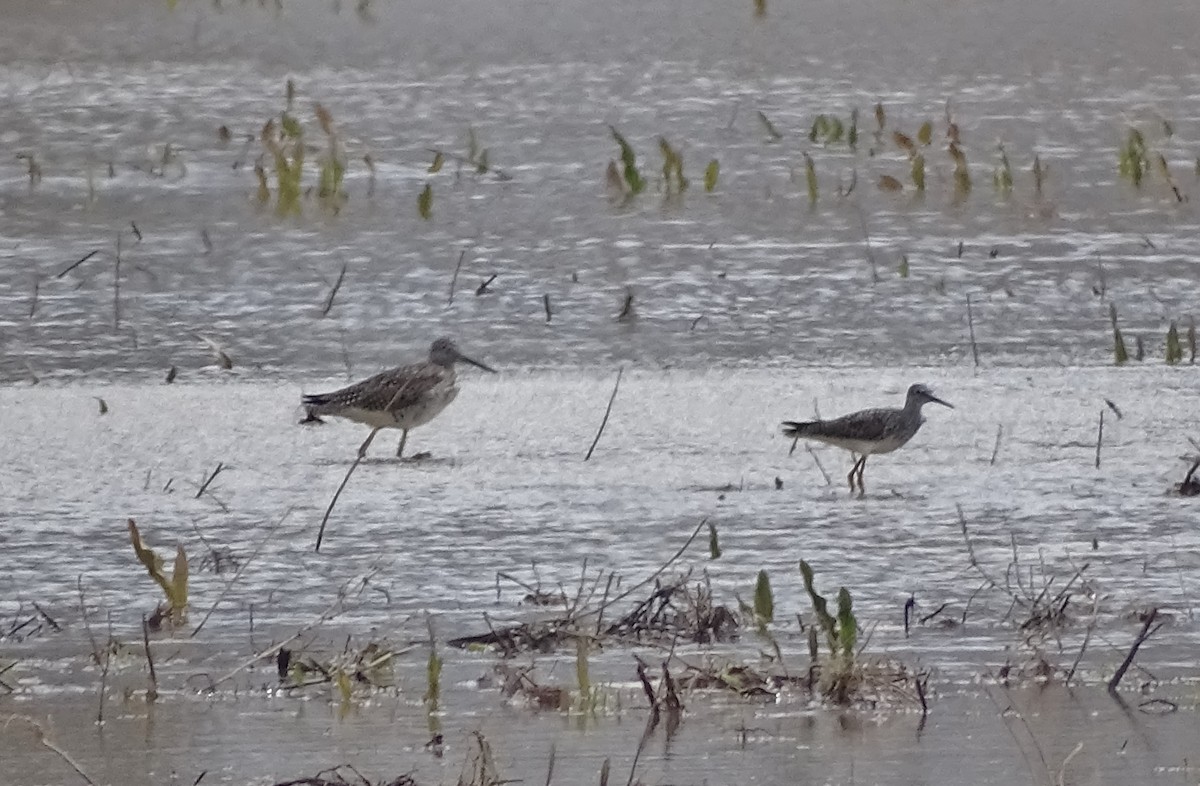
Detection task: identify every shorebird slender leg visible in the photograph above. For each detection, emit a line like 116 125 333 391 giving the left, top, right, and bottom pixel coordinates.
396 429 408 459
855 456 869 497
847 453 864 494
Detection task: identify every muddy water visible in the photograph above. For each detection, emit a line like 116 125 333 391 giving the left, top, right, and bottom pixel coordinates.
4 0 1200 783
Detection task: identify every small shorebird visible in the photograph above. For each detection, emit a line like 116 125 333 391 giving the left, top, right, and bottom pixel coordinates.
302 337 496 458
781 383 953 496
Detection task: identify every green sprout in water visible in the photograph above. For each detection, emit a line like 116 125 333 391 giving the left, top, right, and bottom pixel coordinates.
753 569 774 624
127 518 188 628
799 559 859 704
1166 321 1183 365
658 137 688 195
802 152 818 205
1110 303 1128 365
704 159 720 193
1118 127 1148 187
417 183 433 219
608 126 646 194
993 144 1013 195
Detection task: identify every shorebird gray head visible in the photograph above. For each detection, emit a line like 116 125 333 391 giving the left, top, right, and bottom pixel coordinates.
907 383 953 409
429 337 497 373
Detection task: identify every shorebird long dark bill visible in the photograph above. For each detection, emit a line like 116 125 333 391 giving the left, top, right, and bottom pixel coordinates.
458 353 497 373
928 393 954 409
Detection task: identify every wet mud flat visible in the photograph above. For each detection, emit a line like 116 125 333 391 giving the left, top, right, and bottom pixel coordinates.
2 369 1200 784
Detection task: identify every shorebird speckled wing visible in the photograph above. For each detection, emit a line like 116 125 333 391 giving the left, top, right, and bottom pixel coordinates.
302 337 496 458
782 383 952 496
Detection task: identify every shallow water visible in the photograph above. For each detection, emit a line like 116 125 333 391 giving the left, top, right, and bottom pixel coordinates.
4 0 1200 783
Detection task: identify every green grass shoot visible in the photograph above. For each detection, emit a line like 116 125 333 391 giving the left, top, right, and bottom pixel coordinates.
874 102 886 134
1118 127 1148 187
911 153 926 192
753 0 766 16
993 144 1013 194
575 636 591 704
950 143 971 195
848 108 859 150
1032 154 1046 196
1110 303 1128 364
417 183 433 219
753 569 774 623
916 120 933 146
802 152 818 204
428 151 444 173
423 644 442 708
704 159 719 192
1166 322 1182 365
707 521 721 559
658 137 688 194
898 255 909 278
127 518 188 626
609 126 646 193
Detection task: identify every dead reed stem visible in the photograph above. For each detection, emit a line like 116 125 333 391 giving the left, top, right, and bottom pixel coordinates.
1094 410 1104 469
584 367 624 461
315 428 380 552
989 424 1003 465
447 250 466 305
3 715 99 786
191 508 293 638
321 263 347 317
966 294 979 368
142 615 158 702
1107 608 1161 694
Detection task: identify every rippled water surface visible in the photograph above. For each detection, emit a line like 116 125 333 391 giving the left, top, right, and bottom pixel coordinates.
3 0 1200 783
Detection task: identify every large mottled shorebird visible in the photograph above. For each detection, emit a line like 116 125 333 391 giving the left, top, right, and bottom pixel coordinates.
782 383 953 496
301 337 496 458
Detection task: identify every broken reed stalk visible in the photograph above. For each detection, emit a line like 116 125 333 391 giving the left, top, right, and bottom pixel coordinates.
447 250 466 305
315 428 381 552
584 367 624 461
141 615 158 702
1108 609 1161 694
195 462 225 499
320 263 347 317
1094 410 1104 469
543 294 552 323
190 508 293 637
4 715 99 786
966 294 979 367
990 424 1003 465
57 249 100 278
75 575 102 666
96 613 112 724
29 278 38 319
113 233 121 329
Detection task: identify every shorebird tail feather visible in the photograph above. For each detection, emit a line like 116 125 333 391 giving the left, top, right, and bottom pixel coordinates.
781 420 816 438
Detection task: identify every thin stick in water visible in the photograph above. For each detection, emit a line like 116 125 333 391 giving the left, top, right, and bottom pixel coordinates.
142 615 158 702
543 293 552 323
447 250 466 305
1108 609 1160 693
321 263 347 317
990 424 1003 465
584 367 623 461
966 293 979 367
1094 410 1104 469
315 428 381 552
113 233 122 329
